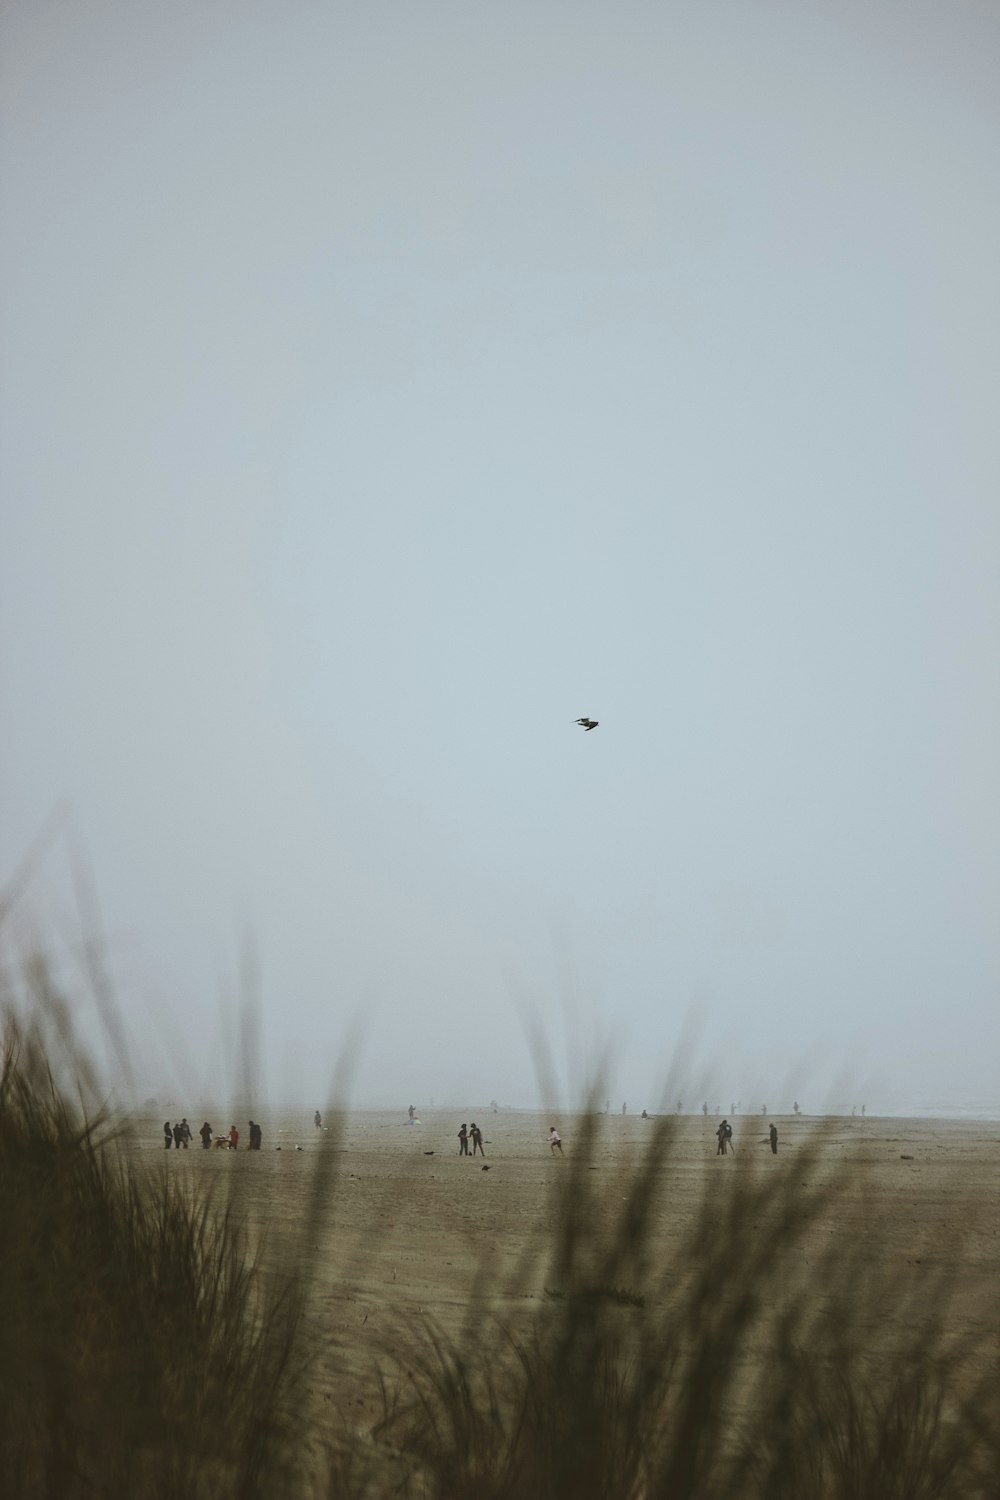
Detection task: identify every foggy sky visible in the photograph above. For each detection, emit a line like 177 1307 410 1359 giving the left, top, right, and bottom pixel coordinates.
2 2 998 1112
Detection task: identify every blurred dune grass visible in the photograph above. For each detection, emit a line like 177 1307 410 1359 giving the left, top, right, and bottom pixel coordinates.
1 950 997 1499
365 1104 998 1499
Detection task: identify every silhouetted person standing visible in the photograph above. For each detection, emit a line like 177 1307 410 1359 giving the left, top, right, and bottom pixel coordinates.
314 1110 322 1130
769 1122 778 1155
716 1120 729 1156
163 1121 172 1149
458 1123 469 1155
199 1121 212 1149
470 1122 484 1156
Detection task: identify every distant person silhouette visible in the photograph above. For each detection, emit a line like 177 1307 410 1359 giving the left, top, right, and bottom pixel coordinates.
458 1123 469 1156
408 1104 415 1123
163 1120 172 1150
470 1122 485 1156
314 1110 322 1130
199 1121 212 1149
768 1122 778 1155
716 1120 731 1156
549 1126 563 1155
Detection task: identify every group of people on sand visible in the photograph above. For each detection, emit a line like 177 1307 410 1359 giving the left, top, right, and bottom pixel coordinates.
163 1119 262 1151
715 1118 779 1155
457 1122 485 1155
455 1121 564 1156
164 1118 193 1149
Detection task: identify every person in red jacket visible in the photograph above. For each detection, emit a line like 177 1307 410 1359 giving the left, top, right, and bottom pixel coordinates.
228 1125 239 1150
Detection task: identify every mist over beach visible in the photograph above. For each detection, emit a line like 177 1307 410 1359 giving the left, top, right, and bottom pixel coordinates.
3 3 999 1119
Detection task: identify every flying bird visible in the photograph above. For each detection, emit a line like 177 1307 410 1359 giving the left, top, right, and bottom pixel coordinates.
575 718 599 731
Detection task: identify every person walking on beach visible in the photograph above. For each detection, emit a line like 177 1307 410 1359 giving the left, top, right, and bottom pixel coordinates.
768 1122 778 1155
163 1120 173 1149
716 1120 729 1156
199 1121 212 1150
314 1110 322 1130
458 1123 469 1155
180 1118 192 1149
172 1121 183 1151
470 1122 485 1156
549 1126 563 1155
408 1104 415 1123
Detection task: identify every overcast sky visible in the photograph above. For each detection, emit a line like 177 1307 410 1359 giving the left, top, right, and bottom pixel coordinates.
2 2 998 1113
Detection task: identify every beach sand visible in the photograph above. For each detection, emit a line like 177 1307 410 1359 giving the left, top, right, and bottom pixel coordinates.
135 1110 1000 1460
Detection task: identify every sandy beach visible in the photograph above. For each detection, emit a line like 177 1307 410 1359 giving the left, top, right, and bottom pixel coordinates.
135 1108 1000 1448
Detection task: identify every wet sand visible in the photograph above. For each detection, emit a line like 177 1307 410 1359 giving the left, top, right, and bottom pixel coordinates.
133 1110 1000 1448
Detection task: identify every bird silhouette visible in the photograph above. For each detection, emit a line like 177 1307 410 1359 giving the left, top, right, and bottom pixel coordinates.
574 718 599 731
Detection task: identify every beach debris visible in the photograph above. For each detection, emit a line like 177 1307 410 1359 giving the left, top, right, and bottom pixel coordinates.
424 1150 434 1155
482 1164 490 1171
574 717 599 731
